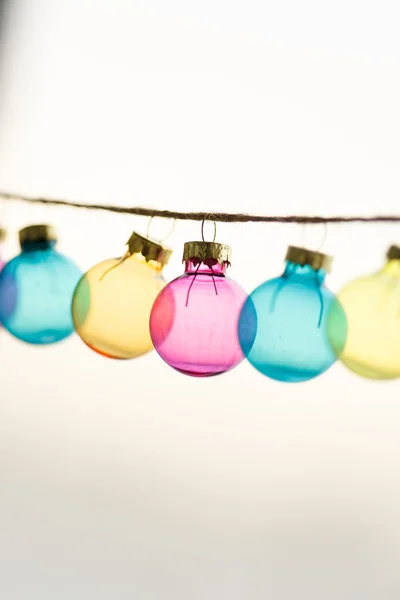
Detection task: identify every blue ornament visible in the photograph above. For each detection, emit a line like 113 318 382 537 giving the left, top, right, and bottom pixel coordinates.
238 246 347 383
0 225 81 345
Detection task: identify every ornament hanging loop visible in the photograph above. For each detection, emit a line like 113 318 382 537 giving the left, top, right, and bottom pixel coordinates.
317 223 328 251
299 221 328 252
201 217 217 243
146 216 176 243
146 217 153 238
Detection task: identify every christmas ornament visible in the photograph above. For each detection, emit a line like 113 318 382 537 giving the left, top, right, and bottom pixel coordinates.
0 225 81 344
332 245 400 379
238 246 347 382
149 238 247 377
72 232 172 359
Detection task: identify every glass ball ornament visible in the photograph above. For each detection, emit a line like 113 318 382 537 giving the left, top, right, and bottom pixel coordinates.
72 232 172 359
331 245 400 379
149 240 247 377
0 225 82 344
238 246 347 383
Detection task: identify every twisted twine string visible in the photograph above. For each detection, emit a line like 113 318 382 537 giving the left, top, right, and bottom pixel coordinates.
0 190 399 224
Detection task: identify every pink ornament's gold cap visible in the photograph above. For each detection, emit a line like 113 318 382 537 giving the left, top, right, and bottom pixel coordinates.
19 224 57 246
126 232 172 267
387 245 400 260
286 245 333 273
183 241 232 265
0 228 7 242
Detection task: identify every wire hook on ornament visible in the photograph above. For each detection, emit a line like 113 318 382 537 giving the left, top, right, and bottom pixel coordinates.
299 220 328 253
201 216 217 243
146 215 176 243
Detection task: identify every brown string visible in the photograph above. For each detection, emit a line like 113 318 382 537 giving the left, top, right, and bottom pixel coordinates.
1 190 400 224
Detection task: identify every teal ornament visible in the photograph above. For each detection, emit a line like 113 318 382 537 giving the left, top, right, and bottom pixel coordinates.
238 246 347 383
0 225 81 345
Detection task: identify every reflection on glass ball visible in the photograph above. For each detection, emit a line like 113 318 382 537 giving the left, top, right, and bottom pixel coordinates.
0 235 81 345
150 259 247 377
333 251 400 379
72 254 167 359
239 262 347 383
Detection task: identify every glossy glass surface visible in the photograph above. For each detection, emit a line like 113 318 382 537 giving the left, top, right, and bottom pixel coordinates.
238 262 347 383
334 259 400 379
72 253 166 359
150 260 247 377
0 240 81 344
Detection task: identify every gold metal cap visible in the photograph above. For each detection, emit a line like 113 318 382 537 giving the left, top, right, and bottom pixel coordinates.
286 245 333 273
0 228 6 242
126 232 172 267
183 241 232 265
19 224 57 246
387 245 400 260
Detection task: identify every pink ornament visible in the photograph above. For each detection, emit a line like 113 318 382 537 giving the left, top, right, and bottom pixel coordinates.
150 240 247 377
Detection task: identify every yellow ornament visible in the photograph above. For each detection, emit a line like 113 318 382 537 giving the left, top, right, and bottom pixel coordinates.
331 245 400 379
72 232 172 359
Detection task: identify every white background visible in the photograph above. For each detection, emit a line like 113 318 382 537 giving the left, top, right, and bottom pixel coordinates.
0 1 400 598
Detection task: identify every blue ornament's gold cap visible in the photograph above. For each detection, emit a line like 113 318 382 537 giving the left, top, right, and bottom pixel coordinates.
19 224 57 246
286 246 332 272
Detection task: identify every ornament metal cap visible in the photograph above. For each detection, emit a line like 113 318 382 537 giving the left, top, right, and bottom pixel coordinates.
126 232 172 267
183 241 232 265
285 245 333 273
19 224 57 246
387 245 400 260
0 228 7 242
